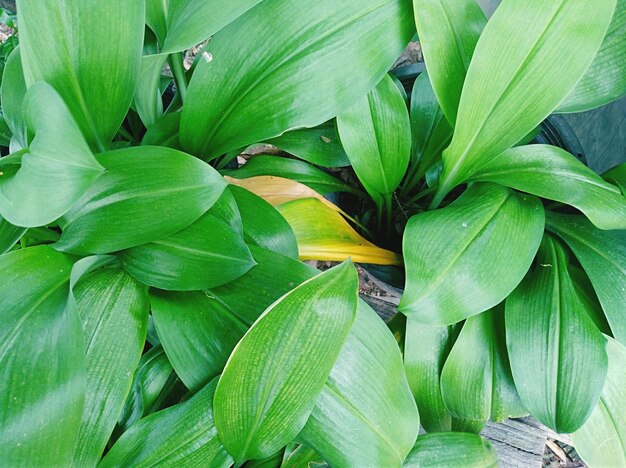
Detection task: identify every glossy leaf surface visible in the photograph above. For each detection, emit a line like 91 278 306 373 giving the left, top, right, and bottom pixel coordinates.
440 306 525 424
120 211 255 291
0 47 26 148
101 378 232 467
17 0 144 150
337 74 411 200
0 246 84 466
603 163 626 195
146 0 263 54
230 185 298 259
72 264 149 466
225 156 357 196
558 0 626 113
404 319 455 433
435 0 616 199
471 144 626 230
506 235 608 433
214 262 358 461
278 198 403 265
180 0 414 158
547 213 626 345
572 337 626 467
403 433 498 468
412 0 486 124
266 122 350 167
150 290 248 392
399 183 544 325
0 83 104 227
0 216 25 254
299 300 419 467
57 146 226 255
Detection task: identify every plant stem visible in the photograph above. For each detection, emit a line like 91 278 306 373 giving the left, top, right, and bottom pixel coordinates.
117 125 134 142
169 52 187 102
384 193 393 242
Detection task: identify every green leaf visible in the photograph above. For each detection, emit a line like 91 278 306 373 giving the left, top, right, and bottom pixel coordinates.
412 0 486 125
546 213 626 345
471 144 626 230
116 345 175 433
0 215 25 253
0 82 104 227
281 445 326 468
17 0 144 151
440 306 525 425
225 156 359 196
0 47 26 148
141 112 183 150
265 122 350 167
180 0 414 159
72 263 149 466
230 185 299 259
120 211 255 291
399 183 545 325
298 300 420 467
505 235 608 433
603 163 626 195
134 53 168 128
56 146 227 255
558 0 626 113
409 71 452 169
208 246 317 325
146 0 263 54
101 377 232 467
434 0 616 203
0 246 84 466
572 336 626 467
403 433 498 468
404 319 456 433
214 261 358 462
337 73 411 202
150 290 248 392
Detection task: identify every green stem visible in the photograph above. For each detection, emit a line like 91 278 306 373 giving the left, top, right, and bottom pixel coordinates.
117 125 134 142
169 52 188 102
428 183 449 210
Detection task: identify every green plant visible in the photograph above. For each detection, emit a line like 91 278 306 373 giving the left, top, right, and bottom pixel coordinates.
0 1 624 468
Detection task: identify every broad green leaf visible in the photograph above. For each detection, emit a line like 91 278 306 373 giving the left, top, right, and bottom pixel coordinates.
399 183 544 325
0 246 84 466
0 47 26 148
56 146 226 255
546 213 626 345
225 156 359 196
278 198 403 265
17 0 144 151
403 433 498 468
0 215 25 253
299 300 420 467
134 53 168 127
471 144 626 230
0 82 104 227
230 185 298 259
572 336 626 467
404 319 456 433
208 246 317 325
180 0 414 159
150 290 248 392
214 261 358 461
409 71 452 169
209 187 244 237
434 0 616 202
116 346 175 433
266 122 350 167
337 74 411 203
101 377 232 467
440 306 525 425
412 0 486 124
146 0 263 54
603 163 626 195
120 211 255 291
558 0 626 113
506 235 608 433
141 112 183 150
281 445 326 468
72 264 149 466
